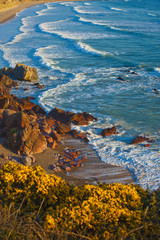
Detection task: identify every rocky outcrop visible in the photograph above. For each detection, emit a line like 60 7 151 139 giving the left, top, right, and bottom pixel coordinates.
0 66 98 165
100 126 117 137
70 129 89 142
55 123 71 135
5 123 47 155
131 136 150 144
0 63 38 82
0 74 12 87
47 107 97 125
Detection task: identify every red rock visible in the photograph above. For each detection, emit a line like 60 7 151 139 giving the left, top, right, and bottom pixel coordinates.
0 74 12 87
0 96 9 109
144 144 150 147
48 140 57 150
131 136 149 144
70 112 97 125
101 127 117 137
51 130 62 142
32 105 46 115
42 124 51 134
47 107 97 125
46 117 56 127
19 98 35 110
55 123 71 134
46 136 53 143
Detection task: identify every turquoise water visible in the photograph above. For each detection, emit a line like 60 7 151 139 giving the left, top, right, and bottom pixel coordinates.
0 0 160 189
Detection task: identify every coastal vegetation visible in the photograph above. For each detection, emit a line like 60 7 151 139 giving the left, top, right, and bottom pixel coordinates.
0 161 160 240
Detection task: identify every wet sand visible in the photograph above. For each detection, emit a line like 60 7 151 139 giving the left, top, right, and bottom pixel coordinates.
0 136 135 186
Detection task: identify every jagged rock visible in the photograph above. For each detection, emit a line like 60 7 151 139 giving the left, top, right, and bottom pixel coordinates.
18 98 36 110
101 127 117 137
3 109 17 120
41 124 51 134
47 107 72 123
131 136 149 144
32 105 46 115
55 123 71 135
70 112 97 125
47 107 97 125
46 136 53 144
51 130 61 142
0 64 38 82
46 117 56 127
0 74 12 87
48 140 57 149
70 129 89 142
6 123 47 155
32 83 44 89
0 96 9 109
144 144 150 147
4 111 30 130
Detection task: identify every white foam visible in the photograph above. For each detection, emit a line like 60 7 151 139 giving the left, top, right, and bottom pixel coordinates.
148 13 157 17
72 120 160 191
74 6 107 14
39 72 87 111
40 21 112 40
84 3 91 5
34 46 61 70
155 68 160 73
76 41 111 56
78 16 108 26
110 7 126 12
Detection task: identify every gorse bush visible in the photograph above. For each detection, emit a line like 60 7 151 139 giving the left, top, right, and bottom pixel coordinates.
0 162 160 240
0 162 70 212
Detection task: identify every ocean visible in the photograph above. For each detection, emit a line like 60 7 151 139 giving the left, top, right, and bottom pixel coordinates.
0 0 160 190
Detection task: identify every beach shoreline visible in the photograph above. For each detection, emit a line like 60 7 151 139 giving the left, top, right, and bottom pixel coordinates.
0 0 84 24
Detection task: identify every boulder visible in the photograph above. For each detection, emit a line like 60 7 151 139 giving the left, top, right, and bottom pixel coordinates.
12 63 38 82
32 105 46 115
47 107 72 123
101 127 117 137
47 107 97 125
0 96 9 109
48 140 57 150
131 136 149 144
51 130 62 142
18 98 36 110
6 124 47 155
0 64 38 82
70 112 97 125
0 74 12 87
41 124 52 134
21 154 36 166
4 111 30 130
55 123 71 135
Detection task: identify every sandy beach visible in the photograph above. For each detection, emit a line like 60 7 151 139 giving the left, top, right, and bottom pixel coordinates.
0 0 83 24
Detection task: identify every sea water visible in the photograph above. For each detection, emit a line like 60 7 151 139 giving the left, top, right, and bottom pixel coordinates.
0 0 160 190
